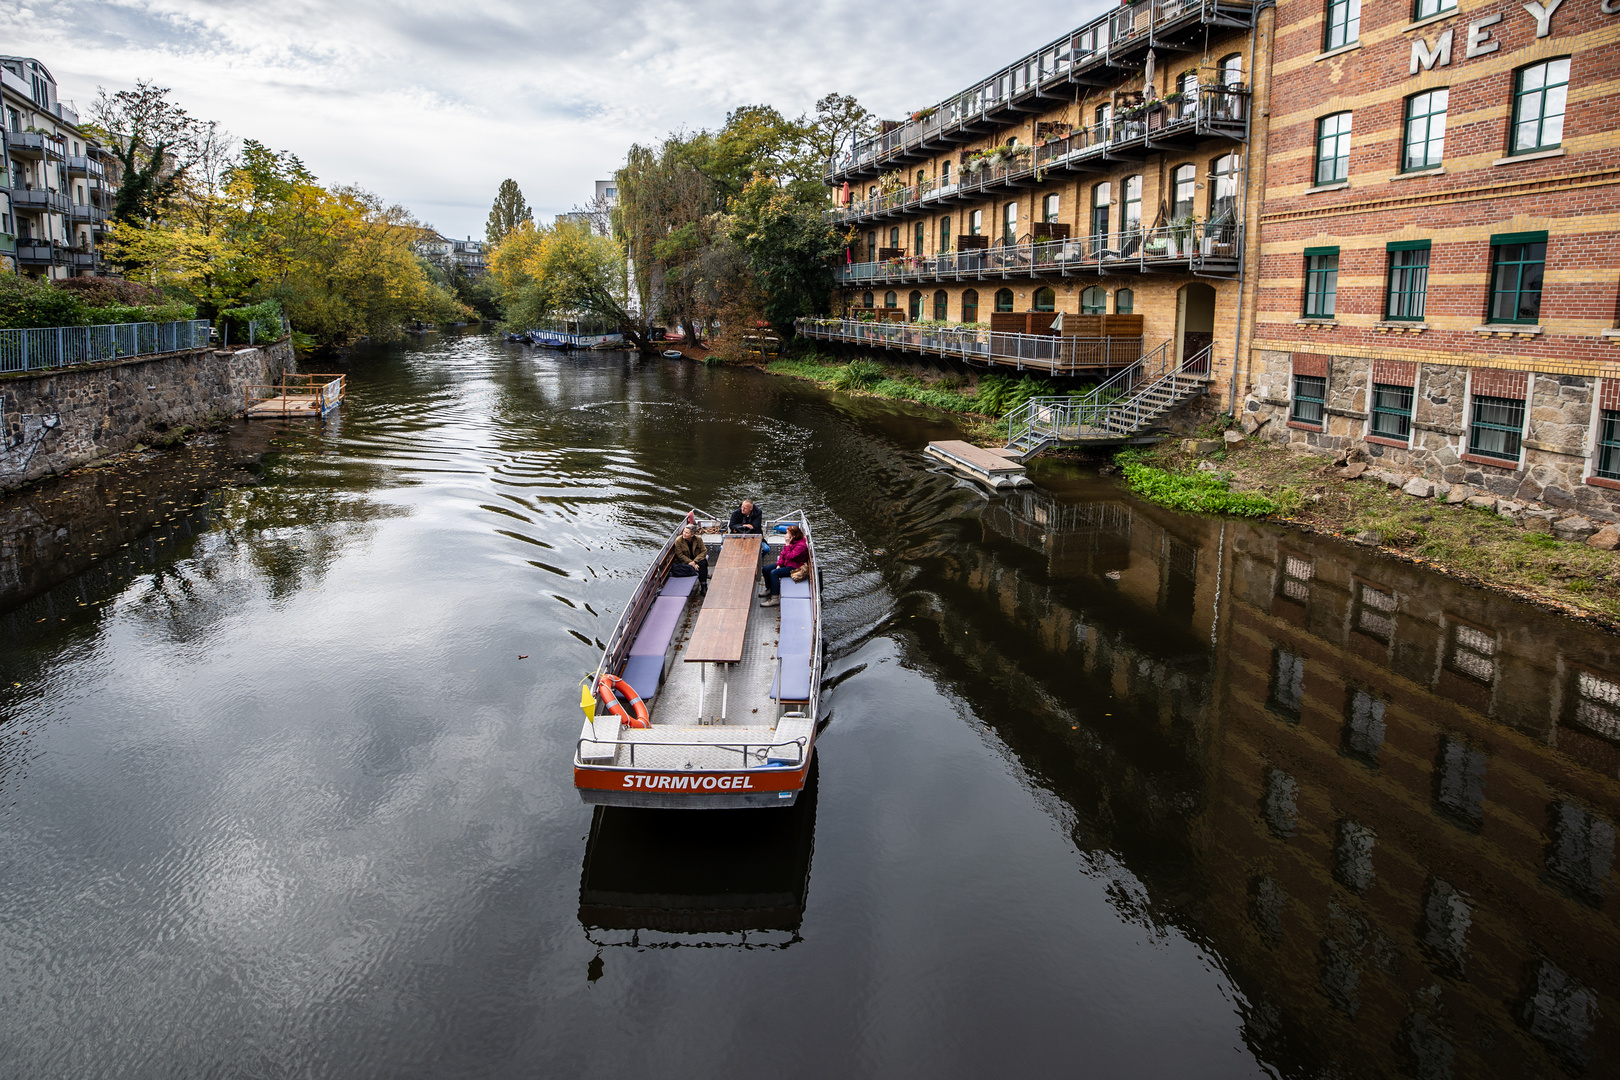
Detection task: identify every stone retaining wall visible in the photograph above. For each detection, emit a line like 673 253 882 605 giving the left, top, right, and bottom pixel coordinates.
0 341 295 492
1245 349 1620 522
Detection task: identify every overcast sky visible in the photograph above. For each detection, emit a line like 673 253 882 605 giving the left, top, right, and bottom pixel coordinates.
7 0 1112 239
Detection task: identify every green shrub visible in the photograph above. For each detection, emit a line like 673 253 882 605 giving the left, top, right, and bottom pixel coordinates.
1119 461 1277 518
219 299 286 345
830 358 886 391
972 373 1055 417
88 301 199 325
0 275 86 328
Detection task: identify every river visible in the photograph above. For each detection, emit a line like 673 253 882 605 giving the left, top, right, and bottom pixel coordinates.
0 331 1614 1079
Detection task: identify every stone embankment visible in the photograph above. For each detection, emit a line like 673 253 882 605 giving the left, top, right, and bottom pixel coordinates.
0 340 295 492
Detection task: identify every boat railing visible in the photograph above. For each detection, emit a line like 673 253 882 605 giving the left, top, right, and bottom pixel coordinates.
576 735 810 769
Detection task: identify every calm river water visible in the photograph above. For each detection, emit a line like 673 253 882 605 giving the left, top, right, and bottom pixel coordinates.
0 332 1615 1079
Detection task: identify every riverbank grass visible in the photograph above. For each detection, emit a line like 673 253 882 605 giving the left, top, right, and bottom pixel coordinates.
1130 435 1620 622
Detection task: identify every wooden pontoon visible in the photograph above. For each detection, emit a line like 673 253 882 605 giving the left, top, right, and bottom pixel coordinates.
575 510 823 809
245 373 346 419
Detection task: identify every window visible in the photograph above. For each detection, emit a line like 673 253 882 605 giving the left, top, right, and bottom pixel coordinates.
1469 393 1525 462
1220 53 1242 86
1354 581 1397 641
1385 241 1430 320
1344 690 1387 763
961 289 979 323
1122 175 1142 247
1042 193 1059 222
940 161 951 186
1434 735 1486 828
883 290 898 308
1488 232 1546 323
968 209 983 235
1032 287 1055 312
1002 201 1018 244
1414 0 1456 15
933 290 948 321
916 169 926 188
914 221 925 254
1171 164 1196 220
1279 554 1312 603
1269 648 1305 719
866 231 876 262
1370 383 1414 439
1520 960 1599 1068
1094 103 1112 140
1325 0 1360 50
1597 411 1620 480
1114 288 1134 314
1402 89 1448 171
908 290 923 320
1090 182 1110 244
1511 58 1570 155
1333 820 1376 893
994 288 1014 312
1291 374 1326 427
1571 670 1620 741
889 226 900 249
861 291 873 308
1447 623 1496 682
1315 113 1352 185
1420 879 1471 975
1545 801 1615 905
1304 247 1339 317
938 216 952 253
1080 286 1106 314
1261 768 1299 837
1209 154 1239 237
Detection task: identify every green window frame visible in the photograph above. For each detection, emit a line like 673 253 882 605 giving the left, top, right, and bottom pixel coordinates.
1042 193 1059 222
1304 246 1339 317
914 221 926 253
1002 202 1018 245
962 289 979 322
933 289 948 321
1114 288 1134 314
1325 0 1360 51
939 216 952 253
1090 183 1110 244
883 290 897 308
1122 175 1142 239
1081 287 1107 314
1469 394 1525 462
1402 89 1448 172
1414 0 1455 18
1488 232 1547 324
1370 383 1414 440
1596 410 1620 481
1315 113 1352 185
1171 164 1196 221
1292 374 1327 427
1511 59 1570 155
908 290 923 319
1032 287 1055 312
994 288 1015 312
1385 241 1430 321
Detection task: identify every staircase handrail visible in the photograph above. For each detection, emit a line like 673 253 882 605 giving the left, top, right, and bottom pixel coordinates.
1003 341 1213 448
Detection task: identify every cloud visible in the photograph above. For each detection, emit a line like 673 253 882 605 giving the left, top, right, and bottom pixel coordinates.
3 0 1111 237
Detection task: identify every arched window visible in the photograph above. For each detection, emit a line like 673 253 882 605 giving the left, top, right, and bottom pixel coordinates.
889 226 901 249
934 289 949 320
938 215 952 253
884 290 898 308
1090 182 1111 249
1178 71 1199 118
866 230 876 262
1002 202 1018 244
1122 175 1143 255
994 288 1015 312
1210 154 1239 233
861 291 874 308
1032 287 1055 312
1081 286 1107 314
916 169 926 188
968 209 983 235
1171 163 1197 221
1042 193 1060 222
1115 288 1134 314
915 221 926 253
908 290 924 319
868 185 877 199
1094 103 1112 141
1220 53 1243 87
940 161 952 187
962 289 980 323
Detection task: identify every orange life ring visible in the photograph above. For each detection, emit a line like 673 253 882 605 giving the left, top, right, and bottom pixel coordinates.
597 673 650 728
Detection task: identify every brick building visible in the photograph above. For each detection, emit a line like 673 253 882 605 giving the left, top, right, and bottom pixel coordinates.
819 0 1274 388
1244 0 1620 514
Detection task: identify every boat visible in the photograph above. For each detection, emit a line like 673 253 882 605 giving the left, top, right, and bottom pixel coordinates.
662 350 684 359
574 509 823 809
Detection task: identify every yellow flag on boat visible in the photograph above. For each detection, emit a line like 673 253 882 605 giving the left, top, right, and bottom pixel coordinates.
580 679 596 721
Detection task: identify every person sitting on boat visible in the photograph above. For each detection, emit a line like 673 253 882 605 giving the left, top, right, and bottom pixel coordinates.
728 499 762 536
759 525 808 608
671 525 709 592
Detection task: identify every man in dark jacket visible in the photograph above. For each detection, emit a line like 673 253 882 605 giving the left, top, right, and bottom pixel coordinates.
671 525 709 591
728 499 762 535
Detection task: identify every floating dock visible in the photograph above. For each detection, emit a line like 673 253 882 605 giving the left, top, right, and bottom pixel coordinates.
924 440 1030 490
245 374 346 419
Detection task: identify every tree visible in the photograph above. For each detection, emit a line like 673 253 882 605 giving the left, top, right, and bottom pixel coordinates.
730 173 848 328
491 219 652 353
86 81 202 227
486 179 533 248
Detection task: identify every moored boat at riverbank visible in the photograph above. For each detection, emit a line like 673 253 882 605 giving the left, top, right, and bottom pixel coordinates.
574 510 823 808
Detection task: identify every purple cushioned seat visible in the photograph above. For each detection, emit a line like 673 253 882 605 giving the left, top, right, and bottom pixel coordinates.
776 599 812 658
619 655 664 701
660 574 698 598
779 577 811 600
630 596 685 656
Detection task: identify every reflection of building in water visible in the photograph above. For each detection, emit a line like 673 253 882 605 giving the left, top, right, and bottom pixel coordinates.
912 490 1617 1077
578 765 817 947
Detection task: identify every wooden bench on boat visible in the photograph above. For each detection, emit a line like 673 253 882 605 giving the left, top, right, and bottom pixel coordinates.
685 536 760 664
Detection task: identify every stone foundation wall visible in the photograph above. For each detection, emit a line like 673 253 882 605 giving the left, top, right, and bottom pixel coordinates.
1245 349 1620 522
0 341 295 492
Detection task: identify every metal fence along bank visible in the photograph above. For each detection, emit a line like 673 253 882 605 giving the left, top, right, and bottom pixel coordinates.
0 320 214 375
794 317 1144 374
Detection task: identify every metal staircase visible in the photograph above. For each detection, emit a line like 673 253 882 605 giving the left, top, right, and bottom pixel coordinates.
1002 341 1211 459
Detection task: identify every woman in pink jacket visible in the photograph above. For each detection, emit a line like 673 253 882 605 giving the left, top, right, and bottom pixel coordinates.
759 525 808 607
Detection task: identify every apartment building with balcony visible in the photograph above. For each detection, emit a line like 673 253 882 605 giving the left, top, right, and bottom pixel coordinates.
1 55 115 279
824 0 1274 397
1245 0 1620 514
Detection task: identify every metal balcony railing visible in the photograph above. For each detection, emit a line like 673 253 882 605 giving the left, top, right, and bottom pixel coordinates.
1003 340 1212 448
65 156 106 179
825 0 1254 180
840 221 1241 285
834 87 1248 224
794 316 1144 374
9 187 70 214
0 320 213 374
15 242 58 264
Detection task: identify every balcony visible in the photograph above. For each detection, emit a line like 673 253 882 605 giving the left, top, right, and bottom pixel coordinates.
69 250 97 270
825 0 1255 182
841 220 1241 285
68 202 108 223
65 156 106 179
834 87 1248 225
796 316 1145 374
16 242 59 266
9 187 71 214
4 130 66 160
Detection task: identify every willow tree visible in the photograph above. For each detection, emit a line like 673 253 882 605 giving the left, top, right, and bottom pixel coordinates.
616 138 720 344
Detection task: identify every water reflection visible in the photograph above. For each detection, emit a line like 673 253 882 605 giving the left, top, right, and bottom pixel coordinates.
903 475 1619 1078
578 764 818 947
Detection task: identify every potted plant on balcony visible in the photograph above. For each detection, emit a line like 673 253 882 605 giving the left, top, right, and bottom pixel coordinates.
1169 214 1196 257
910 107 936 122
